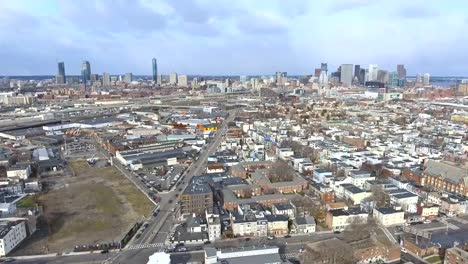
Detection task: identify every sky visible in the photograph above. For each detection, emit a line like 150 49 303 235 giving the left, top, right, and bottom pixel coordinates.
1 0 468 76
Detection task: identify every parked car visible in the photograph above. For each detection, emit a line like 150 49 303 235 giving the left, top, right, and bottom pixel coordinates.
267 236 275 240
284 235 291 238
100 249 109 254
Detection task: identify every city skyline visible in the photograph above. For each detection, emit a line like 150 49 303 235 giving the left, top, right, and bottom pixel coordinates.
1 0 468 76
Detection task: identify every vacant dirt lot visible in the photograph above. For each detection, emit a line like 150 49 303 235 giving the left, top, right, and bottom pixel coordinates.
14 160 154 255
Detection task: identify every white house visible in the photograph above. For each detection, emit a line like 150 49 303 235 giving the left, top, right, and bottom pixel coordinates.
0 220 27 256
7 163 32 180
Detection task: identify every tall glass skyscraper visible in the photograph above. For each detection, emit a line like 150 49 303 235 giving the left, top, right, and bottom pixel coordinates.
56 62 66 84
152 58 158 82
81 61 91 83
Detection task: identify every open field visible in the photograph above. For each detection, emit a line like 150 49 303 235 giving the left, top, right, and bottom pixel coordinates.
13 160 154 255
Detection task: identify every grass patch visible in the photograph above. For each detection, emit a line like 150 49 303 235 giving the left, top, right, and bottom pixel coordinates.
71 160 154 217
424 255 442 264
100 167 154 217
16 195 38 208
70 160 88 174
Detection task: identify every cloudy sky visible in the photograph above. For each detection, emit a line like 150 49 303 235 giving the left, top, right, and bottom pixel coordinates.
1 0 467 76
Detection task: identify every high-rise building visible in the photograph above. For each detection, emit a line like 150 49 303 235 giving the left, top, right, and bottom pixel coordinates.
368 64 378 81
423 73 430 86
275 72 287 85
377 70 388 83
314 68 321 77
416 73 422 83
388 71 399 86
169 73 178 85
354 65 360 82
192 78 198 90
178 75 188 86
90 74 99 83
340 64 353 86
81 61 91 83
157 74 162 85
240 76 247 84
319 71 328 85
321 63 328 73
102 72 111 86
124 73 133 83
397 64 407 80
359 69 366 85
56 62 66 84
152 58 158 82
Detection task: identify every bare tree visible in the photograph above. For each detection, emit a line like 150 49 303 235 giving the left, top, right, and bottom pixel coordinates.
343 217 378 242
268 160 295 182
300 239 356 264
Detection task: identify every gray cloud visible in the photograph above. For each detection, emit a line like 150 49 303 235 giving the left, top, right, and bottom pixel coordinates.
59 0 167 35
237 13 287 35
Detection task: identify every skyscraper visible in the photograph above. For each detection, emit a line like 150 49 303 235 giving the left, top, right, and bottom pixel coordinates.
423 73 430 86
275 72 287 85
102 72 111 86
397 64 407 80
169 73 178 85
416 74 422 83
321 63 328 73
354 65 360 82
124 73 133 83
240 76 247 84
81 61 91 83
368 64 378 81
397 64 407 87
56 62 66 84
152 58 158 82
157 74 162 85
314 68 321 77
340 64 353 86
178 75 188 86
359 69 366 84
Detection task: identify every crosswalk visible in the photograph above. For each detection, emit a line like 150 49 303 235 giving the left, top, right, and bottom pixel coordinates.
125 243 164 250
281 253 299 259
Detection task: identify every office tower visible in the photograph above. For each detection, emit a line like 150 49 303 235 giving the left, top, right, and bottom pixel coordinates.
275 72 287 85
340 64 353 86
319 70 328 85
359 69 366 84
90 74 99 83
377 70 388 83
225 78 232 87
152 58 158 82
102 72 111 86
354 65 360 81
81 61 91 82
169 73 178 85
416 73 422 83
240 76 247 84
321 63 328 73
314 68 321 77
192 78 198 89
178 75 188 86
251 78 259 92
157 74 162 85
368 64 378 81
423 73 430 86
56 62 66 84
388 71 399 86
397 64 407 79
110 76 118 83
124 73 133 83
